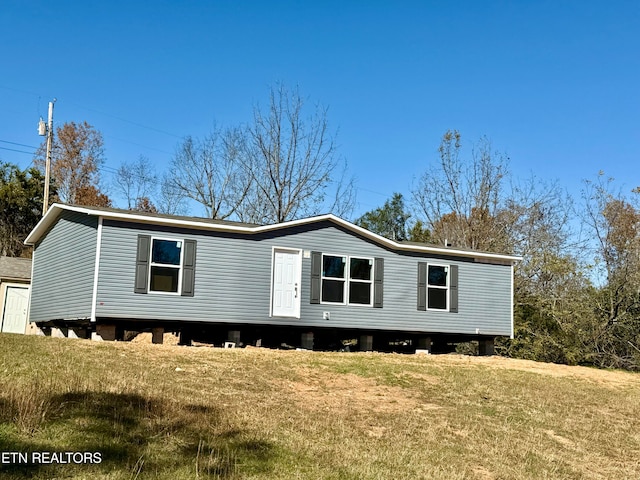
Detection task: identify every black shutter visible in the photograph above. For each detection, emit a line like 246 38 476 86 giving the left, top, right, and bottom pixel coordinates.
181 240 197 297
134 235 151 294
310 251 321 304
417 262 427 311
373 257 384 308
449 264 458 313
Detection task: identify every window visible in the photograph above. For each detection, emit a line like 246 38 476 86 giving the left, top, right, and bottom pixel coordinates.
321 255 345 303
135 235 196 296
321 254 373 305
427 264 448 310
417 262 457 312
348 257 373 305
149 238 183 293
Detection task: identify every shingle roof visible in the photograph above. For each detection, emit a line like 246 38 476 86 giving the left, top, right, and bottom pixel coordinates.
68 204 259 229
0 256 32 281
25 204 522 264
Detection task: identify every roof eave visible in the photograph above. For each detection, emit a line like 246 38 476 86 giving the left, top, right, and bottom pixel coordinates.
25 204 522 263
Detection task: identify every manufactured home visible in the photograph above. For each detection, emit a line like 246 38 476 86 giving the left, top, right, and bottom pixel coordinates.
25 204 520 353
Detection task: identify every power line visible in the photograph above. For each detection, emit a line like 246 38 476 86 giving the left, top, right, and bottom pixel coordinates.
2 84 185 142
356 186 394 198
0 139 39 149
66 100 185 139
105 136 173 155
0 85 41 97
0 146 35 155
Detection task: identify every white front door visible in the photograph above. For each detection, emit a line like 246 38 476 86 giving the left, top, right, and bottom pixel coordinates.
1 285 29 334
271 248 301 318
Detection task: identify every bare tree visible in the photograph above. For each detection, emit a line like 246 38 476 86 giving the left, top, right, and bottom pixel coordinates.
582 174 640 322
507 176 575 294
412 130 508 251
165 126 252 219
156 174 188 216
578 173 640 369
326 159 356 220
240 84 355 224
114 155 158 211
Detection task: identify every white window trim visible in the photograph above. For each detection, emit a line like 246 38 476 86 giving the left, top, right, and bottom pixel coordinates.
148 236 184 295
426 263 450 311
320 253 374 307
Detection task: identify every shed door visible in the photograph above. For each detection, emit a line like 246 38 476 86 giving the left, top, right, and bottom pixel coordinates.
1 285 29 334
272 248 301 318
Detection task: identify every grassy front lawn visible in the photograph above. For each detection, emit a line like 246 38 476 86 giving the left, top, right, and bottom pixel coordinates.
1 333 639 479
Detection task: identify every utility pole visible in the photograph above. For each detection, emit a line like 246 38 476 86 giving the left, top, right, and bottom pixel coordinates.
38 99 56 215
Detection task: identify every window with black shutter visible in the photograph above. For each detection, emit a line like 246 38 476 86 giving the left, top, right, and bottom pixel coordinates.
135 235 197 296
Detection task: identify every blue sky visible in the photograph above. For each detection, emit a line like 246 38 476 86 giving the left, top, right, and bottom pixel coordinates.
1 0 638 218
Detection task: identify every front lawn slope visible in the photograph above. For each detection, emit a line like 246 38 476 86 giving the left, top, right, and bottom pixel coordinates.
0 334 638 479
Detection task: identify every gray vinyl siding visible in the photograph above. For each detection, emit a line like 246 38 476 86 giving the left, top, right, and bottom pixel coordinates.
29 210 97 322
95 220 512 336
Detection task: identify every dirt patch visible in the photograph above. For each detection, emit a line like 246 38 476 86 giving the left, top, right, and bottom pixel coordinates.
434 354 640 388
281 366 426 415
102 339 639 390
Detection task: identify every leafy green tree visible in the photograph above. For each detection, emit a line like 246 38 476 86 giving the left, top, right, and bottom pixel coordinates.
0 162 48 257
408 220 431 243
355 193 411 241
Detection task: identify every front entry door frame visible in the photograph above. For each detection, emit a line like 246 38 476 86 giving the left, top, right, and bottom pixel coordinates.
270 247 302 318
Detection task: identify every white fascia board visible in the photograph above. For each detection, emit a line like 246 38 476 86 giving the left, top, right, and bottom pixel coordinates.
24 204 255 245
24 204 64 245
277 214 522 263
25 205 522 263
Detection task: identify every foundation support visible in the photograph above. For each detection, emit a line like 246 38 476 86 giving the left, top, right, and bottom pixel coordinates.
300 332 314 350
479 337 495 356
179 330 192 346
359 335 373 352
95 324 116 341
227 330 241 346
152 327 164 344
416 336 432 354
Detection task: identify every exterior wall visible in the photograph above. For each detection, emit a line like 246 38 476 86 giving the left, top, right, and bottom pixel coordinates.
95 220 513 336
29 210 98 322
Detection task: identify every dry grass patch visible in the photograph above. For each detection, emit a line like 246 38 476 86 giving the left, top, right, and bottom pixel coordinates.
0 334 639 479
